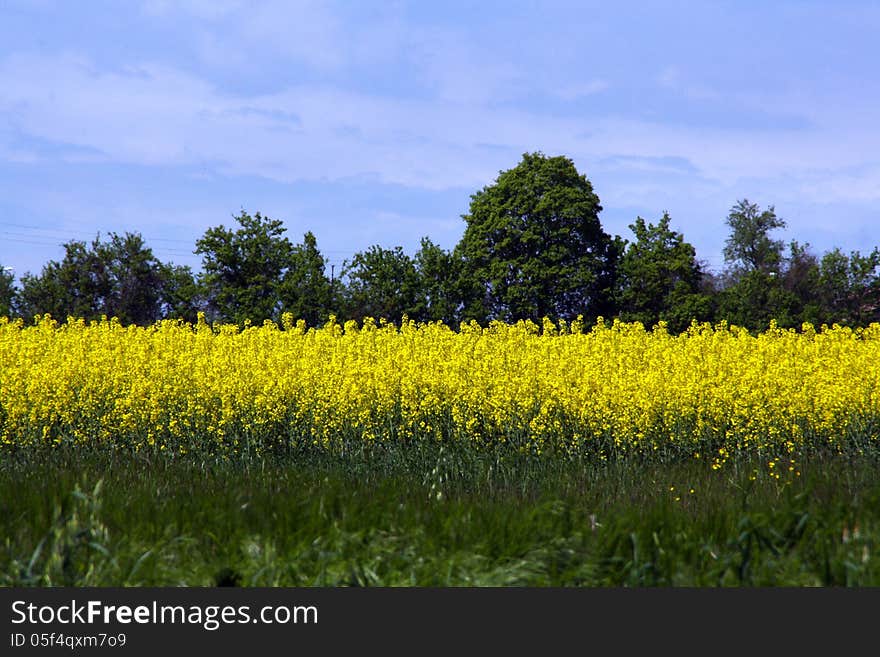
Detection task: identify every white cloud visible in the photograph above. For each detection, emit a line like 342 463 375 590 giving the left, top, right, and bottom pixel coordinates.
782 166 880 205
405 28 530 105
240 0 347 72
141 0 244 20
656 66 680 89
2 49 880 212
137 0 361 80
824 167 880 203
553 80 610 101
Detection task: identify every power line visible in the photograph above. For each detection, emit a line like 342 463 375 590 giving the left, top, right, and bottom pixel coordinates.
1 222 392 276
0 221 198 247
1 236 65 247
0 222 364 256
0 232 199 256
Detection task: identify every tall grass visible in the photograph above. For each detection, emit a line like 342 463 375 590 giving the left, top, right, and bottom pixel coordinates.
2 443 878 586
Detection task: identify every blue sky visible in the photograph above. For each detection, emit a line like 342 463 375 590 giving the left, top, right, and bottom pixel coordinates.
2 0 879 282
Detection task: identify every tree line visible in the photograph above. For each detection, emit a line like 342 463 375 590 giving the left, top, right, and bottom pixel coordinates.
2 152 878 333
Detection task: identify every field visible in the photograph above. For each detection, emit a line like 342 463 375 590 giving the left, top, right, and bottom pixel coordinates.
2 314 879 585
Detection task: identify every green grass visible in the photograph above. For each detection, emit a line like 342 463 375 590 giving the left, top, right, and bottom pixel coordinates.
1 443 879 586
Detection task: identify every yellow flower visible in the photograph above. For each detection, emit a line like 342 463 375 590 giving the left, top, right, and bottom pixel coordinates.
0 314 878 461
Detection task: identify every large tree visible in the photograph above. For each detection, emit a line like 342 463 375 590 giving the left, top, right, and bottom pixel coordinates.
340 245 421 323
97 232 166 326
413 237 478 326
158 263 204 324
718 199 789 330
195 210 296 325
780 241 822 327
18 237 113 322
457 152 620 323
0 266 16 318
616 212 712 333
723 199 786 276
279 231 333 327
16 232 182 325
817 247 880 326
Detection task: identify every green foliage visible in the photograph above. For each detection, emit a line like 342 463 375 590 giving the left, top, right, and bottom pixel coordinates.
817 247 880 326
0 266 15 318
723 199 786 276
279 231 334 327
341 245 422 323
15 232 181 325
3 448 880 586
97 233 166 326
7 158 880 332
457 152 620 323
717 270 790 331
196 213 334 326
413 237 481 325
158 263 204 324
195 210 294 325
616 212 712 333
718 200 791 330
3 480 114 586
18 239 109 321
717 205 880 330
780 241 822 326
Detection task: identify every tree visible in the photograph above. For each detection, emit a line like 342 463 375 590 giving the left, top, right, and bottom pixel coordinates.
457 152 620 323
279 231 333 327
16 232 189 325
340 245 421 323
718 200 789 330
413 237 475 325
0 267 16 318
97 232 166 325
723 199 786 276
17 238 111 322
158 263 204 324
195 210 295 325
781 241 822 327
817 247 880 326
616 212 712 333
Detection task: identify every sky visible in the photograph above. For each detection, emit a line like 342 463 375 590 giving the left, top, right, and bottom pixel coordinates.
2 0 879 282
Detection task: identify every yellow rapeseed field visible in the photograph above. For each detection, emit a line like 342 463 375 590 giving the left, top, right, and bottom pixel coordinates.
1 313 878 463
